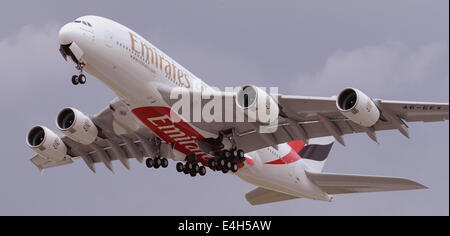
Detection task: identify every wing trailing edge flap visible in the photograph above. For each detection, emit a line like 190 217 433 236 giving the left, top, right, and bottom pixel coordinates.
305 171 427 194
245 187 299 206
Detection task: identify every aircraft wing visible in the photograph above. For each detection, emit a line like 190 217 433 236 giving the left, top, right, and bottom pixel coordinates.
32 88 448 173
278 96 449 123
28 98 169 173
158 86 449 153
275 96 449 144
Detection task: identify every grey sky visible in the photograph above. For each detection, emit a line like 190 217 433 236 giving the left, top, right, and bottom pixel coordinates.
0 0 448 215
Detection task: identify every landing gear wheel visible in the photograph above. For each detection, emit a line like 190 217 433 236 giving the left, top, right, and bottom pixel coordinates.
78 74 86 84
231 163 238 173
183 165 190 174
153 158 161 169
219 159 226 168
226 160 232 169
207 160 212 169
215 162 222 171
199 166 207 176
161 158 169 168
72 75 79 85
145 158 153 168
237 150 245 160
193 163 200 173
233 149 238 157
224 150 232 158
221 168 228 174
187 162 194 171
208 159 216 169
176 162 184 172
190 170 197 177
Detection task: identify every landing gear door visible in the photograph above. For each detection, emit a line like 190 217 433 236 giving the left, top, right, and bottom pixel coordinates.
69 42 84 63
104 30 114 48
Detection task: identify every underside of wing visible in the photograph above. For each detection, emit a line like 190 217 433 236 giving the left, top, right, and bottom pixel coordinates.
305 171 428 195
378 100 449 122
245 187 299 206
277 94 448 145
29 87 448 173
27 99 168 173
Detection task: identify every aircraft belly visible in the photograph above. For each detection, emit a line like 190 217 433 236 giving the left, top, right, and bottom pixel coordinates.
131 106 217 164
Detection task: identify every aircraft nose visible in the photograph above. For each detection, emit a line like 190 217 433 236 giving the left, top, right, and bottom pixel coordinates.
58 23 79 45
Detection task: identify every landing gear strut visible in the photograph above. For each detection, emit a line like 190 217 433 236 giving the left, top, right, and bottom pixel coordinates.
72 63 87 85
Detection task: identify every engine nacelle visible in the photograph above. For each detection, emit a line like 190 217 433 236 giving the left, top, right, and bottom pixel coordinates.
235 85 279 124
26 126 67 161
56 107 98 145
336 88 380 127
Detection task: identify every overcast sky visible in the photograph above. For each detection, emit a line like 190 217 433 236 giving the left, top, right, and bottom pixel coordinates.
0 0 448 216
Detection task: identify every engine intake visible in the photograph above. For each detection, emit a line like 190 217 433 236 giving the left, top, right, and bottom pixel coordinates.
26 126 67 161
236 85 279 124
56 107 98 145
337 88 380 127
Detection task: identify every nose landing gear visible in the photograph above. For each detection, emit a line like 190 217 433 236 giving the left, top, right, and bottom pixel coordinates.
72 74 86 85
71 63 87 85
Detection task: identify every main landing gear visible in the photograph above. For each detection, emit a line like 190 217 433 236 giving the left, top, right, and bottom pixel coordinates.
71 63 87 85
175 154 207 177
176 149 245 177
145 156 169 169
202 129 245 174
208 149 245 174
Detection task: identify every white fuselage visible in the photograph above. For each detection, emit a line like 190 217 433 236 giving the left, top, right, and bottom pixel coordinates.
58 15 332 201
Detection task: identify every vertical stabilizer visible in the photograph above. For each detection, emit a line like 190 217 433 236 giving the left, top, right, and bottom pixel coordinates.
290 136 334 172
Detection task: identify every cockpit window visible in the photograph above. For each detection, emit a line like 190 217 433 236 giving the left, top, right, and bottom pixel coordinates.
73 20 93 27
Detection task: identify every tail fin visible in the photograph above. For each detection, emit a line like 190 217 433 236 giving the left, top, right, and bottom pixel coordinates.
289 136 334 172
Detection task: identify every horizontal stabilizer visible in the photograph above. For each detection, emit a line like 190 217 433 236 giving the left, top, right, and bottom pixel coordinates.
245 187 299 206
305 171 427 194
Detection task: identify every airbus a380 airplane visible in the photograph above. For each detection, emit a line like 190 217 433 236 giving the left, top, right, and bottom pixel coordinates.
26 16 449 205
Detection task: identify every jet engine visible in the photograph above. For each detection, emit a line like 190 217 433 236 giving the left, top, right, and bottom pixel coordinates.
56 107 98 145
235 85 279 124
26 126 67 161
336 88 380 127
